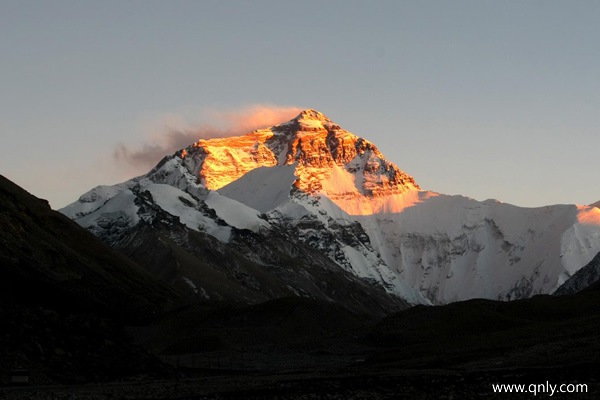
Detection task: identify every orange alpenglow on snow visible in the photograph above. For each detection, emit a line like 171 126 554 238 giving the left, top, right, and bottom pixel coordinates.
577 205 600 225
179 109 420 215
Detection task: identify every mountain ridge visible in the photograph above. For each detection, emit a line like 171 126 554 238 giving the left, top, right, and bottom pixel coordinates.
61 109 600 306
172 109 420 200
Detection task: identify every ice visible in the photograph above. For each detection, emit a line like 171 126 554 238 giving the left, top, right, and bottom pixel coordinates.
75 189 140 229
61 184 124 219
218 164 297 213
205 191 270 232
145 183 232 242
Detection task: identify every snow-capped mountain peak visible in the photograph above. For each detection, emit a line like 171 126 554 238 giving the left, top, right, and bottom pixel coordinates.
61 109 600 307
159 110 420 204
290 108 333 124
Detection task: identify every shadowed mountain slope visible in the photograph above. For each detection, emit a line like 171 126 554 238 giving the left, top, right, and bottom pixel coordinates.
554 251 600 295
0 174 177 320
1 173 598 395
365 285 600 372
0 174 178 383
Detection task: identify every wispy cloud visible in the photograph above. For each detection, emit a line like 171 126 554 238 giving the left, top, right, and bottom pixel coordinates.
113 104 302 174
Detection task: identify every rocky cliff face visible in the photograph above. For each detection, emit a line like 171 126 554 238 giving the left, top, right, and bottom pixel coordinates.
61 110 600 306
158 109 419 198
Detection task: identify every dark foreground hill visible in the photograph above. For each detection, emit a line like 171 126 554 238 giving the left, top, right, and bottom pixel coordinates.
365 282 600 371
2 287 598 398
0 174 178 383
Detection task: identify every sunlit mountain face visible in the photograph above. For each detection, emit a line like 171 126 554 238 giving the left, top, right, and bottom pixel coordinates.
176 109 420 216
61 110 600 306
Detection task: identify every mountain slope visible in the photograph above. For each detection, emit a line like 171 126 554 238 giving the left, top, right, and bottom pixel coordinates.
0 175 177 320
554 251 600 295
0 174 179 383
61 110 600 305
365 284 600 372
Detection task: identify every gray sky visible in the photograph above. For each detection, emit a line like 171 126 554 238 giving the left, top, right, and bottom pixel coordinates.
1 0 599 208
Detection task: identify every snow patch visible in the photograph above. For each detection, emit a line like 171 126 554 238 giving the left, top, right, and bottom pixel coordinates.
144 183 232 242
218 164 297 213
560 206 600 281
182 276 199 294
75 189 140 229
205 191 270 232
61 185 124 219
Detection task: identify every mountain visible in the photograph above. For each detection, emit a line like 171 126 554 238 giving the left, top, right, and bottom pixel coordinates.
0 174 178 382
61 109 600 306
0 174 177 320
363 284 600 393
554 251 600 295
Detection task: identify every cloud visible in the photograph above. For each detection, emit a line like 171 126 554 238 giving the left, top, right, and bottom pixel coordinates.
113 105 302 174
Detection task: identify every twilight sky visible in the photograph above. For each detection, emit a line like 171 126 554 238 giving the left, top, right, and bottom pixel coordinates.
1 0 599 209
